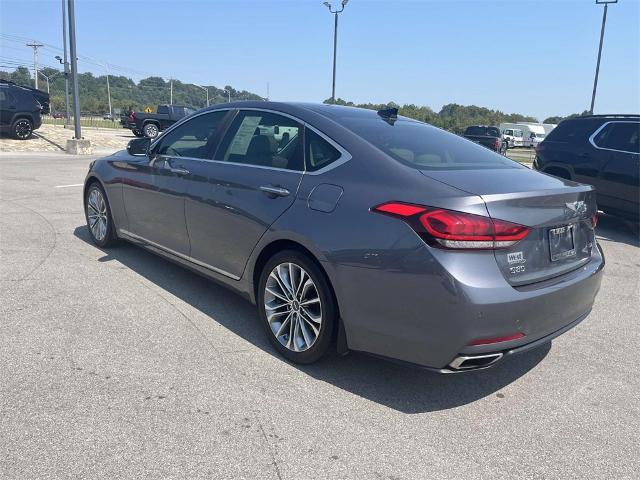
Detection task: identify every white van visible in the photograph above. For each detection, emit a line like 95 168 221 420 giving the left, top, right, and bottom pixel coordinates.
500 123 546 148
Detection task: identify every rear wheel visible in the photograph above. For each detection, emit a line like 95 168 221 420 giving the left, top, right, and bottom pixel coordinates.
257 250 336 364
143 123 159 138
85 182 118 247
12 118 33 140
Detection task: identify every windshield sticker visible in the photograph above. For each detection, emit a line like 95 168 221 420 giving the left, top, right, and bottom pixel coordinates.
227 116 262 157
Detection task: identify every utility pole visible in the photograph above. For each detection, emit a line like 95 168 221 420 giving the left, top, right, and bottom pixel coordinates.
590 0 617 114
323 1 349 104
26 41 44 89
105 63 112 119
67 0 81 139
170 79 173 104
59 0 71 127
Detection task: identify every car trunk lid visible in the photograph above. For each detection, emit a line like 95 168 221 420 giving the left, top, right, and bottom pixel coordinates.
421 168 597 286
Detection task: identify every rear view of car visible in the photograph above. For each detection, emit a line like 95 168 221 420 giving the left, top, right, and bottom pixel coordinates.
534 115 639 221
0 81 44 140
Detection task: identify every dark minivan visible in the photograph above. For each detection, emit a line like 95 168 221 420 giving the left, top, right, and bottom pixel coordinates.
534 115 639 221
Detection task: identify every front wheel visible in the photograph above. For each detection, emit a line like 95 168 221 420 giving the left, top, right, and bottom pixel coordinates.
85 182 118 247
12 118 33 140
143 123 159 138
258 251 336 364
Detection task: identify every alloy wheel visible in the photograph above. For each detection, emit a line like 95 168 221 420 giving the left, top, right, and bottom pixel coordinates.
87 188 108 242
15 120 32 139
264 262 323 352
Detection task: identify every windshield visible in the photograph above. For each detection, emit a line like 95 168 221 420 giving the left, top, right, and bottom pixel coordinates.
336 115 522 171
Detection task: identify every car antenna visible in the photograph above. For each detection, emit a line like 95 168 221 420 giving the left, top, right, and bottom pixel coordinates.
377 107 398 125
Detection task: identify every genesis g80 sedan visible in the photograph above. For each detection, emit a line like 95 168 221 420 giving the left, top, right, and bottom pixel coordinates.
84 102 604 372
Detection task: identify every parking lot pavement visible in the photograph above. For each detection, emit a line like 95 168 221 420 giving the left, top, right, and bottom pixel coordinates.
0 151 638 480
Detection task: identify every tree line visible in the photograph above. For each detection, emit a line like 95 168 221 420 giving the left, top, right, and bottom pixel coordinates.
0 66 263 114
1 66 585 129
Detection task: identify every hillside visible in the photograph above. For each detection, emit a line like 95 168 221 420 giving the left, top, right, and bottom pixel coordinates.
0 66 263 114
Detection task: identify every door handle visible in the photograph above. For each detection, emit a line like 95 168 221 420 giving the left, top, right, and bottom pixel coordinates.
169 167 190 175
259 185 290 197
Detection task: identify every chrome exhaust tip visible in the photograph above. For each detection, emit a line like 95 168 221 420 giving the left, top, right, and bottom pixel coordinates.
448 352 504 371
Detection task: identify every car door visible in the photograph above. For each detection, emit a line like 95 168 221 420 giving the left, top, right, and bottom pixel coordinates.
591 121 640 216
121 110 229 255
184 109 305 279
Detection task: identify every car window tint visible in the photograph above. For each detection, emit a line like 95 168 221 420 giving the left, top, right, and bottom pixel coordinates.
603 122 640 154
0 90 6 102
218 111 303 171
157 105 169 115
306 129 341 171
335 114 521 171
156 111 227 159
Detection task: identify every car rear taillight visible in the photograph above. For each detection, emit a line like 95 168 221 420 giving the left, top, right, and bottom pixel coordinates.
372 202 531 250
129 112 136 122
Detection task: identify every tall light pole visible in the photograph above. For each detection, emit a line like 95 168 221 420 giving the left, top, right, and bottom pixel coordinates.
223 88 231 103
67 0 82 139
194 84 209 107
38 71 61 112
590 0 617 114
323 0 348 104
60 0 70 126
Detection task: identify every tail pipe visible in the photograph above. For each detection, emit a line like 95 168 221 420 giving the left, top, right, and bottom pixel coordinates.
448 352 504 371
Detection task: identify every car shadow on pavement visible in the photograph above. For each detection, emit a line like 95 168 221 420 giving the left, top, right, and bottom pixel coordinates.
595 213 639 247
74 225 550 414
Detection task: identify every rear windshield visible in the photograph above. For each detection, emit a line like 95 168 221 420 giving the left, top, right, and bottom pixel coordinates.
336 115 521 170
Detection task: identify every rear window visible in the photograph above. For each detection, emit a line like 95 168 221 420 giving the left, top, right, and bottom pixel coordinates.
336 115 521 171
464 126 499 137
544 118 601 143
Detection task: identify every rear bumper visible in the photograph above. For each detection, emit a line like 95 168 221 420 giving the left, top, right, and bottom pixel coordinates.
330 240 604 370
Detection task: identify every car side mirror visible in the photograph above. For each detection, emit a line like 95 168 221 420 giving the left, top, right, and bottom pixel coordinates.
127 137 151 156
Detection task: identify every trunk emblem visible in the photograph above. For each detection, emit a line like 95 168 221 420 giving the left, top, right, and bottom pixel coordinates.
565 201 586 215
507 251 526 265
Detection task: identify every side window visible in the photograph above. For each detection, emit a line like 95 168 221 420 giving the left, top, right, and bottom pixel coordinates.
306 128 341 172
0 90 6 102
602 122 640 154
217 111 303 170
593 123 613 148
156 111 227 159
157 105 169 115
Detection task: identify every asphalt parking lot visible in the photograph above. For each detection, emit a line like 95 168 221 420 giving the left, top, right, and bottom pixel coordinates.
1 151 638 480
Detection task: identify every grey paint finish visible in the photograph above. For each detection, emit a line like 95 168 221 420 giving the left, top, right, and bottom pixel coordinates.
86 102 605 370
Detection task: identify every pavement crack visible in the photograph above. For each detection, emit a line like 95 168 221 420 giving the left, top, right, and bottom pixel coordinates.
257 418 284 480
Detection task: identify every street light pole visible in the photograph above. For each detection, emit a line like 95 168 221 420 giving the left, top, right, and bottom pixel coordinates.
61 0 71 127
590 0 617 114
323 1 348 104
194 84 209 107
224 89 231 103
67 0 82 139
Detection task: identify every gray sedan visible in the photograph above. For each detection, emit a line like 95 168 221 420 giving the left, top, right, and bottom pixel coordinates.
83 102 604 372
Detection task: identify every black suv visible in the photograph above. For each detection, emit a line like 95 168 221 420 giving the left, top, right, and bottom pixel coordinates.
534 115 639 221
0 81 46 140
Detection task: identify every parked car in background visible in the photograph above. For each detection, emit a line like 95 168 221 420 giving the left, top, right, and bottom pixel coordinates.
0 80 44 139
51 111 65 119
500 123 545 148
0 79 50 115
534 114 639 222
463 125 507 154
103 113 113 121
502 127 525 148
83 102 604 372
122 104 195 138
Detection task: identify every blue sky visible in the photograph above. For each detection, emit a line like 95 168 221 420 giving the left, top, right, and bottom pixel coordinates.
1 0 638 120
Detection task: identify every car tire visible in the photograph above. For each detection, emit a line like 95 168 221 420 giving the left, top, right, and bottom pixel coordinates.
85 182 118 248
257 250 336 364
11 118 33 140
143 123 159 138
132 129 144 138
